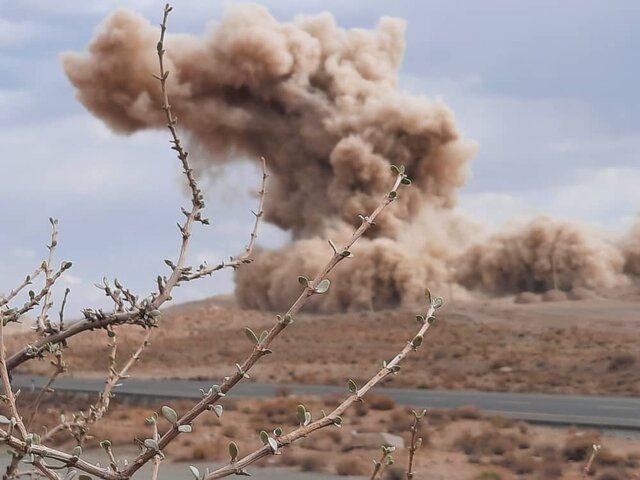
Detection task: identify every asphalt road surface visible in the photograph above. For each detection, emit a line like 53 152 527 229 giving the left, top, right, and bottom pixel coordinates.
11 375 640 430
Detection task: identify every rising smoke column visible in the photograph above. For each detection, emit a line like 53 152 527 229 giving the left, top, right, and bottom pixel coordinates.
456 216 627 294
63 6 477 311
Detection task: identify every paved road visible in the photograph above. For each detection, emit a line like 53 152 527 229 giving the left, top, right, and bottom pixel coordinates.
11 375 640 430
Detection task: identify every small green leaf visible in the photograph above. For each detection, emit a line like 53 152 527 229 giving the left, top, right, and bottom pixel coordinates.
415 314 426 324
314 279 331 294
304 411 312 426
296 404 307 425
189 465 200 480
348 379 358 393
0 415 10 424
333 416 342 427
427 316 436 325
273 427 283 436
432 297 444 309
161 405 178 424
297 276 309 286
390 165 401 175
267 437 278 453
401 176 411 185
412 335 423 347
72 445 82 457
244 327 259 345
213 405 224 418
99 440 112 449
424 288 432 304
388 191 397 199
259 430 269 445
228 441 239 462
178 424 192 433
144 439 159 450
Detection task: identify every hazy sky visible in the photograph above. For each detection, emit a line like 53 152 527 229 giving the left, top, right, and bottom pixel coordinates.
1 0 638 315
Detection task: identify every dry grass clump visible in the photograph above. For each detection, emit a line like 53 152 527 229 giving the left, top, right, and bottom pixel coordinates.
367 394 397 411
607 353 636 371
454 428 518 456
562 430 601 461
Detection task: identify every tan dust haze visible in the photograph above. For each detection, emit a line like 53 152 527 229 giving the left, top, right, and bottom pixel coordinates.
622 221 640 276
63 6 632 311
456 216 627 295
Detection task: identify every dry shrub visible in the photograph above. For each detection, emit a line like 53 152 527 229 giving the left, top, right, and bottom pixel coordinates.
449 405 483 420
335 458 370 476
537 462 563 479
500 453 535 474
353 401 370 417
300 454 324 472
455 429 515 456
608 353 636 371
533 443 560 462
385 467 405 480
368 394 396 411
596 447 628 467
597 469 629 480
488 415 515 429
563 430 601 461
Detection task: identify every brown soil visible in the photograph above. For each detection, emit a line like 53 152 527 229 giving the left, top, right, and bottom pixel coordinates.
7 296 640 396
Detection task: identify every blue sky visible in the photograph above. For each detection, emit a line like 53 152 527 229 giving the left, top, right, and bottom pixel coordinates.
1 0 639 314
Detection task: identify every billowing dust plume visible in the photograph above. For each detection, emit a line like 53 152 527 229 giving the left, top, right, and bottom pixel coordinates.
63 6 476 311
64 6 631 311
622 221 640 276
456 216 627 294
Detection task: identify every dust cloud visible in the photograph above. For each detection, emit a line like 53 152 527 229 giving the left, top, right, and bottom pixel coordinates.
63 6 632 311
456 216 627 294
622 221 640 276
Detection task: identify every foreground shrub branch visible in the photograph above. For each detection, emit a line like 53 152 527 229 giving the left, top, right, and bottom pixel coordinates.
0 4 436 480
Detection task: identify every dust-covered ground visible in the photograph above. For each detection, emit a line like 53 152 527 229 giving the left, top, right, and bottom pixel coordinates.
8 293 639 396
11 393 640 480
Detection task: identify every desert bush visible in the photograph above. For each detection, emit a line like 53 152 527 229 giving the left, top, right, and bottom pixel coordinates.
455 429 516 456
563 430 601 461
368 395 397 411
0 6 444 480
608 353 636 371
299 454 324 472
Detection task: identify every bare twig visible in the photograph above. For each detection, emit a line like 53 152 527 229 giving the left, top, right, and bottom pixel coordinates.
204 293 438 479
583 443 601 477
370 446 395 480
406 409 426 479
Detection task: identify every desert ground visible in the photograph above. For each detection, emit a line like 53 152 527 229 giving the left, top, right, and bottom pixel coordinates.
11 391 640 480
8 292 639 397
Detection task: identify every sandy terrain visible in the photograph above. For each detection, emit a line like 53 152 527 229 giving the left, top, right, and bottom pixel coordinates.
8 295 639 396
12 392 640 480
